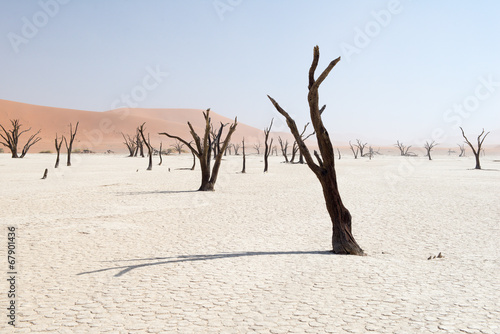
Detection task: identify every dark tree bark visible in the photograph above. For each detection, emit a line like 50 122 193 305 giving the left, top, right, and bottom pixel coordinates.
263 118 274 172
41 168 48 179
64 122 79 166
268 46 364 255
290 141 299 162
122 133 136 157
158 142 163 165
138 123 153 171
55 134 63 168
241 138 246 173
191 151 196 170
0 119 41 158
460 127 489 170
278 136 289 163
20 130 41 158
160 109 237 191
349 141 359 159
424 141 438 161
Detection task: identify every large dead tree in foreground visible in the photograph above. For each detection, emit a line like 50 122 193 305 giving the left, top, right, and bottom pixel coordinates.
460 127 489 170
268 46 364 255
0 119 41 158
159 109 237 191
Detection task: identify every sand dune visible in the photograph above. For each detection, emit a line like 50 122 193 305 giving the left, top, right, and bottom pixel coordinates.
0 99 292 153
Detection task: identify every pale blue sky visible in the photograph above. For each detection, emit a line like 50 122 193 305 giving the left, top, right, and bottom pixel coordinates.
1 0 499 145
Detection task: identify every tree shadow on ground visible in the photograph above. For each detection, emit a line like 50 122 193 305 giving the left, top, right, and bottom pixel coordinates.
116 190 198 196
77 250 332 277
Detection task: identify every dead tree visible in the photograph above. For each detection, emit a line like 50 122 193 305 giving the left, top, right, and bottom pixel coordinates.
0 119 41 158
278 136 289 163
134 130 144 157
457 144 465 157
337 148 341 160
158 142 163 165
191 151 196 170
210 122 228 160
41 168 48 179
395 140 412 156
138 123 153 171
241 138 246 173
297 123 314 164
349 141 359 159
171 139 185 154
460 127 489 170
64 122 79 166
233 143 241 155
253 142 261 154
268 46 364 255
54 134 63 168
355 139 367 157
272 145 278 156
160 109 237 191
122 133 137 157
263 118 274 172
424 140 438 161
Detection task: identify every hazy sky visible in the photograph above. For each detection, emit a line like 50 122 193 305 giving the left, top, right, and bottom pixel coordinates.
1 0 499 145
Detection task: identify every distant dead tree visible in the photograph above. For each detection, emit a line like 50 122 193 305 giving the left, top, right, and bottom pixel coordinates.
272 145 278 156
253 142 261 154
138 123 153 171
355 139 367 157
190 151 196 170
233 143 241 155
241 138 246 173
297 123 314 164
337 148 341 160
424 140 438 161
365 146 374 160
54 134 63 168
290 141 299 163
278 136 289 163
122 133 137 157
171 139 185 154
0 119 41 158
268 46 364 255
460 127 489 170
160 109 237 191
457 144 466 157
349 140 359 159
41 168 48 180
158 142 163 165
263 118 274 172
64 122 79 166
395 140 412 156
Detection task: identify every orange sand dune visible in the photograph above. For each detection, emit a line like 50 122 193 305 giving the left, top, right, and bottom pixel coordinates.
0 99 291 153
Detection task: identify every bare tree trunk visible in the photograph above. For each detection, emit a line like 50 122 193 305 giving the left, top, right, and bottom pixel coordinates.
263 119 274 172
337 148 341 160
64 122 79 166
0 119 41 158
424 141 437 161
41 168 48 179
460 127 489 170
268 46 364 255
278 136 289 163
160 109 237 191
122 133 136 157
349 141 359 159
55 134 63 168
138 123 153 171
191 151 196 170
241 138 246 173
158 142 163 165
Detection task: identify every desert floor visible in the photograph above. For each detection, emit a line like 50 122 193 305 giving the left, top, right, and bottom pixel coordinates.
1 153 499 333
